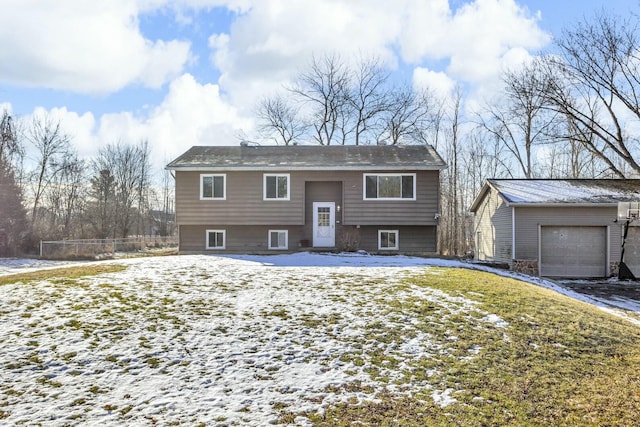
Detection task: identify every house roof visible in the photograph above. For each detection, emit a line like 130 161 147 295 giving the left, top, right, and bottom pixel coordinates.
470 179 640 212
166 144 447 171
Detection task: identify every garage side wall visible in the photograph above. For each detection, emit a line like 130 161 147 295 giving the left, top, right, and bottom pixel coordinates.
514 206 621 274
473 189 512 264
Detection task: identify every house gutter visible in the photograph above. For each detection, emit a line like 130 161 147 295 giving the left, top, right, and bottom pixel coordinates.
165 165 448 172
504 202 619 208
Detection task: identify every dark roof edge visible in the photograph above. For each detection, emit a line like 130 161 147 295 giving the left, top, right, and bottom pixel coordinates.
165 165 448 171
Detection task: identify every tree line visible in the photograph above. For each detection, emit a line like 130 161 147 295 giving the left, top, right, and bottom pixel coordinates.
257 11 640 256
1 10 635 257
0 111 175 256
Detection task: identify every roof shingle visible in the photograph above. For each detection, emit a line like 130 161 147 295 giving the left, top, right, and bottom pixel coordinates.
166 145 446 171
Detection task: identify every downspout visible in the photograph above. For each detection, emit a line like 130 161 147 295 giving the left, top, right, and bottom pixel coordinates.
511 206 516 263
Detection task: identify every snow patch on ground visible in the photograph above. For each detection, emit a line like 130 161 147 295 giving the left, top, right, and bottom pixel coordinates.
0 251 639 425
0 253 508 425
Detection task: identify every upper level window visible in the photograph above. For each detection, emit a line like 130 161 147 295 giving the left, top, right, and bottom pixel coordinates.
364 174 415 200
201 174 226 200
264 174 290 200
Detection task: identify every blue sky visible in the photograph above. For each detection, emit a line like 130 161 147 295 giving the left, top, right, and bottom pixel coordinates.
0 0 637 172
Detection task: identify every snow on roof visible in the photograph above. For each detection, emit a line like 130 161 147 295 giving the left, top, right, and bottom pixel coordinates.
489 179 640 205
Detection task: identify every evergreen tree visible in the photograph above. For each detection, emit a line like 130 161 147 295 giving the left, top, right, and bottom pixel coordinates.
0 157 28 256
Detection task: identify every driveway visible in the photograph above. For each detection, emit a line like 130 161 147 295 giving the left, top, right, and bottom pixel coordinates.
555 278 640 318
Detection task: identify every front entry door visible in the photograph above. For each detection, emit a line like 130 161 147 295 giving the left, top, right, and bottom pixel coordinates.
313 202 335 247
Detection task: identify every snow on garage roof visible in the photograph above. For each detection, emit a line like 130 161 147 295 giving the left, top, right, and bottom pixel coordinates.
471 179 640 211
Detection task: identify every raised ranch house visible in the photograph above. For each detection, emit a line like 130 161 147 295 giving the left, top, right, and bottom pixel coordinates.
470 179 640 278
166 144 446 254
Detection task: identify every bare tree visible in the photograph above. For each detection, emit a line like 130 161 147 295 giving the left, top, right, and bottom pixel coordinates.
94 141 152 238
380 87 437 145
24 113 73 229
478 60 558 178
346 56 391 145
289 54 351 145
87 167 116 239
257 95 307 145
44 155 85 238
539 12 640 177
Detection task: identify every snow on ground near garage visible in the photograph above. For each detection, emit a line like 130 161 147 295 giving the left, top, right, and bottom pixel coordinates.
0 252 638 425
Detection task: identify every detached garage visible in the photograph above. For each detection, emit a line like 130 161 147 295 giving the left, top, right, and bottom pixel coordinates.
470 179 640 278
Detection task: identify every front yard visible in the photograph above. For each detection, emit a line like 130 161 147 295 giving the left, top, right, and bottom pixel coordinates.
0 254 639 426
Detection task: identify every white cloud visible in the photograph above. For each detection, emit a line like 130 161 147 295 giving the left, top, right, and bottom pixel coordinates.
413 68 456 99
0 0 191 93
208 0 404 111
96 73 253 172
11 73 253 175
206 0 550 114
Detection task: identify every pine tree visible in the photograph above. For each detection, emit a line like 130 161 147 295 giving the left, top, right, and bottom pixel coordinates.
0 157 28 256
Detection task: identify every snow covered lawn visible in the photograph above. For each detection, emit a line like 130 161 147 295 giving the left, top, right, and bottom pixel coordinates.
0 253 511 425
1 253 639 426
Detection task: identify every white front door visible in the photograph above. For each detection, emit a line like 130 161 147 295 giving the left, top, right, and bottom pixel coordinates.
313 202 335 247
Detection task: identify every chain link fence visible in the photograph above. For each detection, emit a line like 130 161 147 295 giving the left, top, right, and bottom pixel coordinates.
40 236 178 260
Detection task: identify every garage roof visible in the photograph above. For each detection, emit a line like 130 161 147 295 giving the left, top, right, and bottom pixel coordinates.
471 179 640 211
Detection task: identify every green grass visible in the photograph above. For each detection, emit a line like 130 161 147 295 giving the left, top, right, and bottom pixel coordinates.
0 264 127 286
297 268 640 426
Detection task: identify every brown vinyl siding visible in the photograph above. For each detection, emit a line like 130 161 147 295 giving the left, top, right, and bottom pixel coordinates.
180 225 307 252
175 171 304 225
343 170 439 226
304 181 343 239
176 170 439 227
473 188 512 264
180 224 436 253
514 206 620 265
355 226 437 253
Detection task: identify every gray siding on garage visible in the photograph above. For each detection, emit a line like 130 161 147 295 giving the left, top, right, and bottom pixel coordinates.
472 188 512 264
514 206 620 268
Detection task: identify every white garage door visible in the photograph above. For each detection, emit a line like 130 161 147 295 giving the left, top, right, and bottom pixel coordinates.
540 226 607 278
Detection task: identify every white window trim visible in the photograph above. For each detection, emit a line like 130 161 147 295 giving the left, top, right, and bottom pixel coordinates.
378 229 399 250
363 173 416 200
263 173 290 201
200 174 226 200
205 229 226 250
268 229 288 250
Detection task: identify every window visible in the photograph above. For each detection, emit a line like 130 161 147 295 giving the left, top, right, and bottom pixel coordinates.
201 174 226 200
206 229 226 249
378 230 399 250
264 174 290 200
364 174 415 200
268 230 288 250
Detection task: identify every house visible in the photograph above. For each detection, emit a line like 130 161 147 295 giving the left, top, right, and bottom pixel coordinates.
166 144 446 254
470 179 640 278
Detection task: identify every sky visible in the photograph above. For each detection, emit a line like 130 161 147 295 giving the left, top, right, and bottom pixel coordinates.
0 0 637 175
